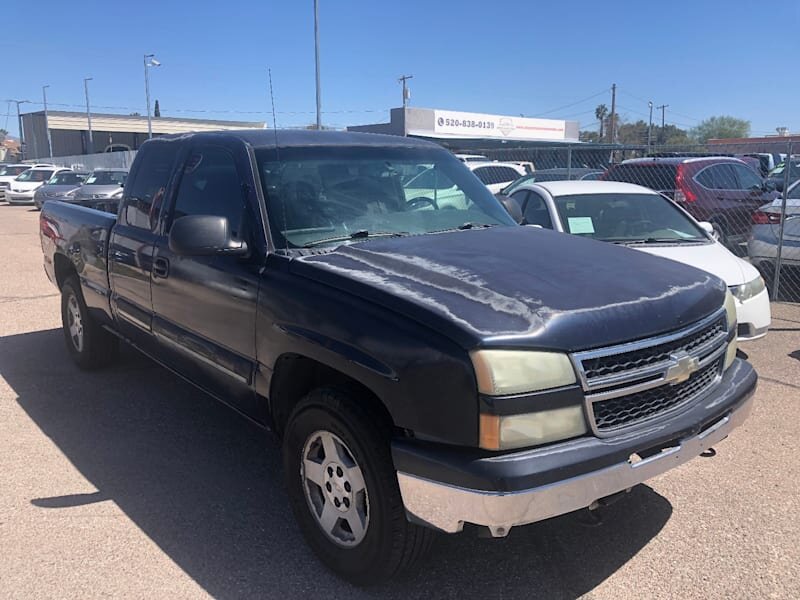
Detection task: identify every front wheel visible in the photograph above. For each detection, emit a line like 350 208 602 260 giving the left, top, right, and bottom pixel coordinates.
61 276 118 369
283 387 433 584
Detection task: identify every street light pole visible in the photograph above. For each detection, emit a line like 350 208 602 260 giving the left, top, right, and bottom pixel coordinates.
313 0 322 130
143 54 160 139
42 85 53 158
647 101 653 153
84 77 94 154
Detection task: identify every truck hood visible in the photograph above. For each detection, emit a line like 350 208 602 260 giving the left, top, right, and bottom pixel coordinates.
293 226 726 352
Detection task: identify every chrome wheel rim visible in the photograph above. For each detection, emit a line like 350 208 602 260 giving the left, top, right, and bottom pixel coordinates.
301 430 369 547
67 294 84 352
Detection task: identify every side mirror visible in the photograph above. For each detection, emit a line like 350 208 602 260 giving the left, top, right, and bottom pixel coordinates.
168 214 248 256
762 180 776 192
699 221 718 240
495 193 525 224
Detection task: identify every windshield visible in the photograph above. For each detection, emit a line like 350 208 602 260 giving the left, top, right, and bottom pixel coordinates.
16 169 54 182
84 171 127 185
768 161 800 177
256 146 516 249
553 193 708 242
0 165 31 177
48 171 86 185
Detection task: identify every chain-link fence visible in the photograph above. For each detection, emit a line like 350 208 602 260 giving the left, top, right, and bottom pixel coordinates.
447 139 799 304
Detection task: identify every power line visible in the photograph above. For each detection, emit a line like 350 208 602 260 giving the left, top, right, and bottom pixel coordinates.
532 88 610 117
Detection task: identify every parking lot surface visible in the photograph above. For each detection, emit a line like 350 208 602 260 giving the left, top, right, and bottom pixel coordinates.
1 204 799 599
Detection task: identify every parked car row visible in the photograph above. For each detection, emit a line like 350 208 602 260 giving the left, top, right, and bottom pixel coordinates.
0 163 128 212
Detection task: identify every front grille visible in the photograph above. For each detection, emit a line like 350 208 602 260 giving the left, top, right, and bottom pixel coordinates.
572 309 729 436
0 182 9 189
592 359 722 431
582 316 726 380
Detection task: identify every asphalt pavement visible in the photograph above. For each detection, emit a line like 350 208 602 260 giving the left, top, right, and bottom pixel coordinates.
0 204 798 599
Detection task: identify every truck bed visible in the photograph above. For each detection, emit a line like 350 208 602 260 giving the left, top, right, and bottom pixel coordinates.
40 201 117 322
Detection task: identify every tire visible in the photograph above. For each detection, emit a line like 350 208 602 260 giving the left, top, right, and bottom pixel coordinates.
61 276 118 370
283 387 434 585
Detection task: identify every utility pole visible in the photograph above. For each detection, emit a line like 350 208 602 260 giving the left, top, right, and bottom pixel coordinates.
657 104 668 144
143 54 161 139
42 85 53 158
8 99 30 160
314 0 322 130
398 74 413 108
647 101 653 152
608 83 616 144
84 77 94 154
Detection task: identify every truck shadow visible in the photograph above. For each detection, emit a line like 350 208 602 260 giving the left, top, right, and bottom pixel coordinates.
2 328 672 600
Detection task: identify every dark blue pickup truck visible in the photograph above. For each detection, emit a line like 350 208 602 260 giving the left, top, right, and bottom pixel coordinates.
40 130 756 584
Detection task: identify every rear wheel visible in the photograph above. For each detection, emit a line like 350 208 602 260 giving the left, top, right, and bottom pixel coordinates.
283 387 434 584
61 276 118 369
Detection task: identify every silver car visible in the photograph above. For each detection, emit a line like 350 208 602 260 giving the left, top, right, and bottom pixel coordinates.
748 181 800 296
33 170 89 209
71 169 128 213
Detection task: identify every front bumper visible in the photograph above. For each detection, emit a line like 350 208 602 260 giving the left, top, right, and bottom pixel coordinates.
6 190 36 204
394 358 756 536
734 287 771 341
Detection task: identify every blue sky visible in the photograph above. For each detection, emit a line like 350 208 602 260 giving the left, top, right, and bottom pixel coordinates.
2 0 798 139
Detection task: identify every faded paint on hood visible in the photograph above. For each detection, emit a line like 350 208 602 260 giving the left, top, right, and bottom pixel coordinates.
293 226 726 352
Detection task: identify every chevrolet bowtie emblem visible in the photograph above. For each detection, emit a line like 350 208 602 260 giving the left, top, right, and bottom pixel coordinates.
665 351 700 384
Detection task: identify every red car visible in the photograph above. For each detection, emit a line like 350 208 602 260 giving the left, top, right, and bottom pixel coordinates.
603 156 778 249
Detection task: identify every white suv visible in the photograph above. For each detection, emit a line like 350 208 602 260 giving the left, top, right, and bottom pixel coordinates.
467 161 527 193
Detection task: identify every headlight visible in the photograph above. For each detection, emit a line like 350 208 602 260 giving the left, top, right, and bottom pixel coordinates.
729 276 766 303
480 407 587 450
111 190 123 199
723 289 737 370
723 289 737 331
470 350 576 396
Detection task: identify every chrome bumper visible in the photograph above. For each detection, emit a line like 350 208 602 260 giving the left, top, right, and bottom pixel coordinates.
397 393 753 537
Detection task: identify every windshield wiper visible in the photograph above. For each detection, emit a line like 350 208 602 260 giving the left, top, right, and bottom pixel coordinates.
611 237 704 245
303 230 408 248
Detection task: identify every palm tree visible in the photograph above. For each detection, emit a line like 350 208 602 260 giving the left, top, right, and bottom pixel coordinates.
595 104 608 141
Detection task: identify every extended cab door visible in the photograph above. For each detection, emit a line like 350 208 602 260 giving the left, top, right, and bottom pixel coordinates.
108 141 180 344
150 140 264 417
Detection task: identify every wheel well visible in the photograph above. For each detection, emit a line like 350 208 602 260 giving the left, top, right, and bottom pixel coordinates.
268 354 393 438
53 253 77 290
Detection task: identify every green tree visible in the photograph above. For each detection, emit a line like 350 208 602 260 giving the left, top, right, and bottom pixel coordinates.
0 128 7 142
595 104 608 140
691 116 750 143
154 99 161 118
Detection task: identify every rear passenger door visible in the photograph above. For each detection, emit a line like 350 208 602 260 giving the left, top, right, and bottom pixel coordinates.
108 141 179 345
695 163 760 241
150 141 264 417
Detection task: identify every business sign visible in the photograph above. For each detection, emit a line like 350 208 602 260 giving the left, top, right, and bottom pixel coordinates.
421 109 569 141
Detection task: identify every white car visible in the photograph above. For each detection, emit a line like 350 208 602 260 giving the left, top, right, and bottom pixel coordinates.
0 164 50 200
6 166 68 205
503 180 771 341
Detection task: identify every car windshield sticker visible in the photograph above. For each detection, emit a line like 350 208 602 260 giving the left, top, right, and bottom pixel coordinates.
567 216 595 234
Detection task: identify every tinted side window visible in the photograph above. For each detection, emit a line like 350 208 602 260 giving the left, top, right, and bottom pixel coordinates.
522 191 553 228
121 143 176 229
171 146 245 237
732 164 762 189
696 164 738 190
473 167 520 185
